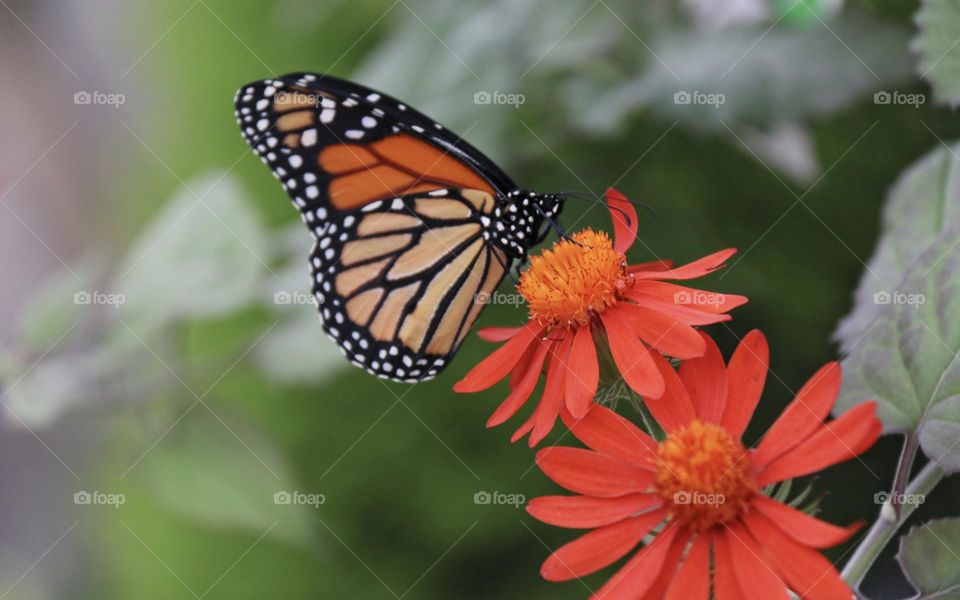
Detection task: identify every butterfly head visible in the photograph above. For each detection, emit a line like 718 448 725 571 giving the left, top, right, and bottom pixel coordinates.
490 191 564 259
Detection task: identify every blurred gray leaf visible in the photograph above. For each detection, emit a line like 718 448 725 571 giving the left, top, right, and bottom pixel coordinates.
898 518 960 599
254 225 348 384
136 414 319 548
2 353 98 427
14 257 100 353
835 142 960 352
578 14 913 134
355 0 618 157
117 173 268 333
914 0 960 107
837 227 960 472
254 310 346 385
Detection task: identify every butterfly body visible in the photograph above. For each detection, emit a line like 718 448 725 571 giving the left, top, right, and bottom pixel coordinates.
235 73 562 382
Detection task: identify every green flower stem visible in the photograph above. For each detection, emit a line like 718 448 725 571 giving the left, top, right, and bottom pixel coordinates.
890 431 920 519
841 460 946 588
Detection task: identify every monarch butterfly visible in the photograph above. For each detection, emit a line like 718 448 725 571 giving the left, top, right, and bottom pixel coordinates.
234 73 564 382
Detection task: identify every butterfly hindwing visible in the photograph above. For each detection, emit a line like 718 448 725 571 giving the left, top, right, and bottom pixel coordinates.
312 187 507 381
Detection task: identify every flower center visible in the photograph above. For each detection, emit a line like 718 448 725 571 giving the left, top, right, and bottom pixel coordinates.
654 420 756 532
517 229 627 328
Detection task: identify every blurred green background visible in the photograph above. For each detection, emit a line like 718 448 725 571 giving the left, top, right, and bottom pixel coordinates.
1 0 958 598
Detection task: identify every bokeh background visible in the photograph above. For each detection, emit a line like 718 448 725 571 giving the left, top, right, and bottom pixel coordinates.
1 0 958 598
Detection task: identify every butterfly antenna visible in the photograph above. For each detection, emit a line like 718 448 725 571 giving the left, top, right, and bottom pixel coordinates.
557 190 658 220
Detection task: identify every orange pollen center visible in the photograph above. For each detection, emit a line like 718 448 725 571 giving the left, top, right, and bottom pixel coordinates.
517 229 628 328
654 420 756 532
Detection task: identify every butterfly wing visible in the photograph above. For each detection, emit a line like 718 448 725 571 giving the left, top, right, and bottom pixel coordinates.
235 73 514 381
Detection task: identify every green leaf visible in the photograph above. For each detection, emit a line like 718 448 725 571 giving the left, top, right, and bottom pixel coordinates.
914 0 960 106
898 518 960 599
135 413 320 549
117 172 268 333
835 142 960 352
837 226 960 472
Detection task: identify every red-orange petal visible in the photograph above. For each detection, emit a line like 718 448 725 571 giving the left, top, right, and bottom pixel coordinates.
756 401 881 486
632 280 748 314
664 533 711 600
752 362 841 470
606 188 639 254
511 416 535 444
618 303 707 359
486 341 551 428
477 326 524 342
678 332 728 424
742 511 854 600
646 351 698 433
536 447 654 497
560 404 658 465
600 309 665 399
722 522 789 600
590 523 685 600
632 248 737 281
541 508 668 581
527 337 571 446
637 532 689 600
527 493 661 529
628 259 674 273
624 290 733 326
720 330 769 437
565 325 599 419
455 322 544 392
751 494 862 549
713 530 746 600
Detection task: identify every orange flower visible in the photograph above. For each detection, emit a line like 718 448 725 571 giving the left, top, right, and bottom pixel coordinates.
454 191 746 445
527 331 882 599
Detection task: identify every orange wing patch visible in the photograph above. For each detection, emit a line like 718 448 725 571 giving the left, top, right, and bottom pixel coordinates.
318 134 496 210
